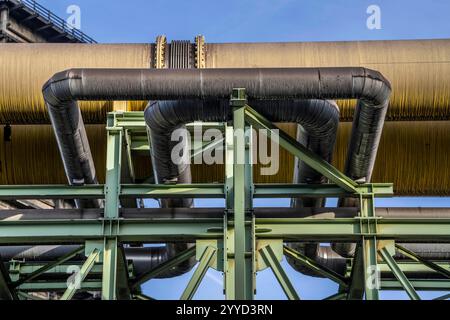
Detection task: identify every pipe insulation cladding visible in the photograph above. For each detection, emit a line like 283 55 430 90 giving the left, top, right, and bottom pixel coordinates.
41 67 390 196
1 39 450 123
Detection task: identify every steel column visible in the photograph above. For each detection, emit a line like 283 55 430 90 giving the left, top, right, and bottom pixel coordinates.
231 89 254 300
102 126 122 300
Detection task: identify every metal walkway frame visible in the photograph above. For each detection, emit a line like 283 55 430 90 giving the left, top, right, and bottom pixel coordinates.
0 88 449 300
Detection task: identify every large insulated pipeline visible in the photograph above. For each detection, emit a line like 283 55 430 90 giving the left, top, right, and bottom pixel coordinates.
42 66 390 205
42 67 391 277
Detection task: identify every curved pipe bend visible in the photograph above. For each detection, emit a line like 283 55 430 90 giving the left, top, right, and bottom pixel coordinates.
42 67 391 208
43 67 391 277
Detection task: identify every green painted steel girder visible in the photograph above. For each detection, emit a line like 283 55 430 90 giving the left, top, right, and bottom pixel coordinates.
12 246 85 287
378 262 450 274
260 245 300 300
13 264 103 276
379 247 420 300
253 183 393 198
381 279 450 291
0 219 223 244
60 249 100 300
121 184 225 199
18 281 102 292
180 246 216 300
254 218 450 241
323 292 347 300
0 185 104 200
244 105 358 193
0 184 226 200
1 217 450 243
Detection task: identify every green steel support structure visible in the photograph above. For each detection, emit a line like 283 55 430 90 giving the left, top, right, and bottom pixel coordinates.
0 91 449 300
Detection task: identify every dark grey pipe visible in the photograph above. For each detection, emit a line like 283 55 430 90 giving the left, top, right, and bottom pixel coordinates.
42 67 390 204
43 67 391 278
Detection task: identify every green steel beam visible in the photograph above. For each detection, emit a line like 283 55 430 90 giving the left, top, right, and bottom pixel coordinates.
0 183 226 200
244 105 358 193
361 195 379 300
102 238 118 300
260 245 300 300
0 185 104 200
120 184 225 199
12 245 85 287
232 89 254 300
13 264 103 276
102 128 123 300
378 262 450 274
254 218 450 241
1 217 450 243
0 181 396 201
224 124 235 300
0 218 223 243
379 247 420 300
254 183 393 198
381 279 450 291
131 246 196 289
283 245 348 288
395 244 450 279
180 246 216 300
18 281 102 292
133 293 156 300
61 248 100 300
323 292 347 300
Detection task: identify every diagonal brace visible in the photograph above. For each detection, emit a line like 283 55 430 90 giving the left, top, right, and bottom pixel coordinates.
13 246 85 288
180 246 216 300
60 248 100 300
244 105 357 193
379 247 420 300
260 245 300 300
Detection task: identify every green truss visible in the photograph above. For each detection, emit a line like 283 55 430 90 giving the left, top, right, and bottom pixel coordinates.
0 88 449 300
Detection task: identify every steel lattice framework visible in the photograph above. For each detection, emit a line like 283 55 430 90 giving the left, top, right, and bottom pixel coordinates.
0 89 449 300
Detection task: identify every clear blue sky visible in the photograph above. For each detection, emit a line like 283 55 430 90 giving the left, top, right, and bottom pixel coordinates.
39 0 450 43
37 0 450 300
